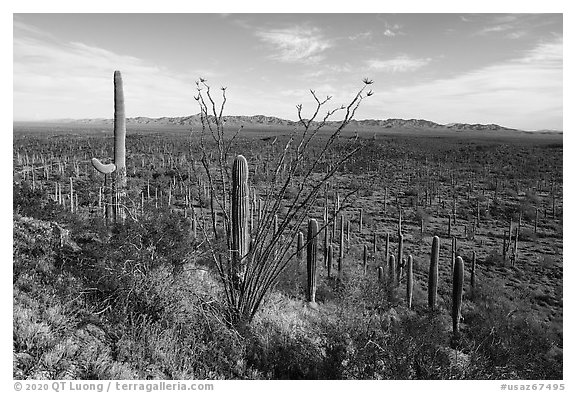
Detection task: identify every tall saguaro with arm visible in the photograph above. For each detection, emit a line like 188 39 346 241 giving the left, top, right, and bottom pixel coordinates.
91 71 127 221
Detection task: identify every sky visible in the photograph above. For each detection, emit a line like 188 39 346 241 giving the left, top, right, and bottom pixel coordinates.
13 13 563 131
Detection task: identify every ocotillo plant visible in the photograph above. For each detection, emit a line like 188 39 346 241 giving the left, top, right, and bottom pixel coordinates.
428 236 440 310
273 214 279 259
195 79 373 325
452 256 464 335
231 155 251 287
307 219 318 307
406 255 413 308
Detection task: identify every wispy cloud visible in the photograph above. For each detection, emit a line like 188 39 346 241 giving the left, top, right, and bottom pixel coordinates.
13 22 213 120
365 38 562 130
255 26 332 64
382 23 402 37
478 24 514 35
520 39 562 65
349 31 373 41
506 31 527 40
473 14 550 39
366 56 432 72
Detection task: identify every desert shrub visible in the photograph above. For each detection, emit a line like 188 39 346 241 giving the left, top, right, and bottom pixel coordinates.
524 190 541 206
463 283 562 379
13 182 61 222
60 210 192 323
246 317 324 379
112 267 248 379
482 248 504 266
13 213 248 379
405 187 419 197
275 257 306 299
518 228 538 242
503 187 518 198
362 214 375 230
283 185 298 200
413 207 430 227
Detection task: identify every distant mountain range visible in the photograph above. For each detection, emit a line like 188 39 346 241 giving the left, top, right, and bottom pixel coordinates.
57 114 562 134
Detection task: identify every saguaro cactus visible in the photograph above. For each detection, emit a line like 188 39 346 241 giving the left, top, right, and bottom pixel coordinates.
406 255 413 308
385 233 390 262
363 244 368 275
91 70 127 187
513 227 519 266
451 236 457 272
471 250 476 290
327 244 333 278
91 71 127 223
307 219 319 306
297 231 304 261
231 155 250 286
502 230 507 264
323 219 329 267
428 236 440 310
397 233 404 275
69 177 74 213
388 254 396 288
452 256 464 334
338 215 344 276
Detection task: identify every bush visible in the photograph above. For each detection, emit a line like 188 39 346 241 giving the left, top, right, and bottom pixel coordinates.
482 248 504 266
13 182 61 222
463 283 562 379
13 214 247 379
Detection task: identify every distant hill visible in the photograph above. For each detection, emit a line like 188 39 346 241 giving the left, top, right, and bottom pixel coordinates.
60 114 533 133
